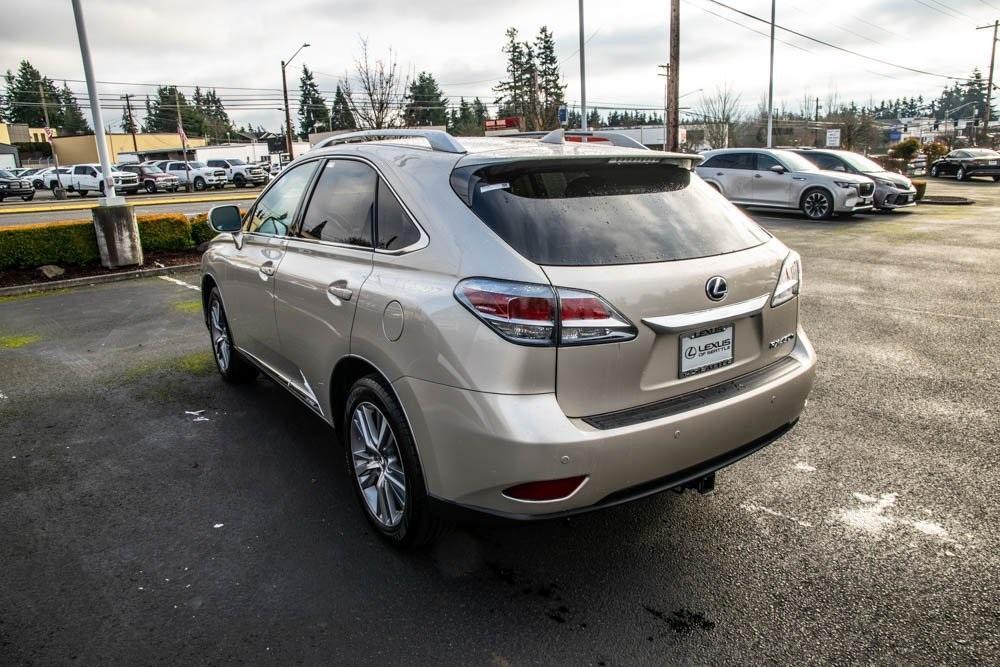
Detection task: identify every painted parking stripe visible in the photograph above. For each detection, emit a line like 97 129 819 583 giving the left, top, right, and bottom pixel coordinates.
159 275 201 292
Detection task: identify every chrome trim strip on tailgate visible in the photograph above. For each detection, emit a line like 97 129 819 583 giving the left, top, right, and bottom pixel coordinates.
641 294 770 333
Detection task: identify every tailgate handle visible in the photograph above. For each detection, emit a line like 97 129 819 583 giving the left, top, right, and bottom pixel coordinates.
642 294 770 333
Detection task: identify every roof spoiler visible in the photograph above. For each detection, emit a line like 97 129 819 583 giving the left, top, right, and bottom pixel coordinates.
311 129 467 154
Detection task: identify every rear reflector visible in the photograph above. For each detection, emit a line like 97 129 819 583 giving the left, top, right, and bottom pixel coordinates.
503 475 588 501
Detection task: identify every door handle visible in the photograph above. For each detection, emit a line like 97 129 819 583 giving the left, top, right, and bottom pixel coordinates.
328 280 353 301
259 263 275 277
754 174 763 178
716 172 724 176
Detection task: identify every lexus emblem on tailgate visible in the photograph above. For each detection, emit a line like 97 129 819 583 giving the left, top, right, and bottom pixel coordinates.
705 276 728 301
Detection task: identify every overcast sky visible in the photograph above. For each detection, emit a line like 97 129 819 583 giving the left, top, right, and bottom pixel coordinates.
2 0 997 131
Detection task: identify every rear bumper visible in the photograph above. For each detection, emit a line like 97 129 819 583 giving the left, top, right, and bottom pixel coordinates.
395 327 816 519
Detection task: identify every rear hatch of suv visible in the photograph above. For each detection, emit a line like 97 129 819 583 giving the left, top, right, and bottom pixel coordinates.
452 156 801 418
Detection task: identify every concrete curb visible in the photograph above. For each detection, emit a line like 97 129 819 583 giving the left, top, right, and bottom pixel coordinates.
0 263 201 297
919 197 976 206
0 192 256 216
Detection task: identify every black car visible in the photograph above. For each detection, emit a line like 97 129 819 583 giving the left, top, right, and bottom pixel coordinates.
930 148 1000 182
0 168 35 202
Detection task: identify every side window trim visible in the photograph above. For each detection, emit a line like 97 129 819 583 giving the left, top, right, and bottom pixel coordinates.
374 176 426 255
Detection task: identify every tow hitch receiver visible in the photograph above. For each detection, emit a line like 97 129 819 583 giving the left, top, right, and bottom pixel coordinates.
674 472 716 495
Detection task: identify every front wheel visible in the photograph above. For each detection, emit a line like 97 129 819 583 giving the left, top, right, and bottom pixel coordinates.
956 167 968 181
993 176 999 183
930 165 940 178
801 188 834 220
78 190 88 198
233 174 246 188
193 177 207 191
21 193 34 202
145 181 157 194
344 376 444 549
207 288 258 383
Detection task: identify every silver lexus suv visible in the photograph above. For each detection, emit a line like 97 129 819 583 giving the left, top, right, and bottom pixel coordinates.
201 129 817 548
697 147 875 219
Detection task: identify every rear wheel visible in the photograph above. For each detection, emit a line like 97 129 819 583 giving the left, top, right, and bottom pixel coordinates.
207 288 258 383
801 188 834 220
993 176 999 183
344 375 443 549
233 174 246 188
78 189 88 197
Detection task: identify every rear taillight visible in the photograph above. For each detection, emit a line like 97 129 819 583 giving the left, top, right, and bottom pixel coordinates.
771 250 802 307
454 278 636 346
503 475 588 501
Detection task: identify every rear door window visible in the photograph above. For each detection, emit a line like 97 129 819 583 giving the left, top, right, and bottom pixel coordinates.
298 160 375 247
453 160 770 266
703 153 755 170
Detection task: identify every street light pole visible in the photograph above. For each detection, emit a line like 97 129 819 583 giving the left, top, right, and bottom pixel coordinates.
70 0 116 200
578 0 588 131
281 42 309 161
977 20 998 142
766 0 776 148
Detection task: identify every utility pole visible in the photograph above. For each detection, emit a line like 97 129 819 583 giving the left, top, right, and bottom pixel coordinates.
977 20 998 143
657 64 669 149
766 0 776 147
176 88 192 190
281 43 309 162
121 93 138 153
814 97 821 147
578 0 588 131
70 0 116 200
667 0 680 151
38 82 65 197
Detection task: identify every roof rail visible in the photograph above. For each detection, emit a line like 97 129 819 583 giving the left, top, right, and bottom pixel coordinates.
311 129 467 154
510 130 651 151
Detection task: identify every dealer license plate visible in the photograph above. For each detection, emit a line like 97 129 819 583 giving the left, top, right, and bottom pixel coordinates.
679 325 734 378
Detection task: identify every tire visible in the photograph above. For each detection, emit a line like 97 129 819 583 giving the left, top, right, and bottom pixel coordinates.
233 174 246 188
33 180 43 189
214 184 224 190
993 176 1000 183
145 180 157 194
956 167 968 181
207 288 258 383
344 375 444 549
0 196 4 202
99 182 106 196
193 177 207 191
930 164 940 178
800 188 834 220
78 190 88 198
21 193 34 202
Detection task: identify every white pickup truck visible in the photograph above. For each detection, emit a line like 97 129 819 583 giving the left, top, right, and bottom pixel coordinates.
205 158 268 188
151 160 227 191
61 164 141 197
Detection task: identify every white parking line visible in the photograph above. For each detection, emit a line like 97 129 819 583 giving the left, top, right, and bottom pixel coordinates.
158 275 201 292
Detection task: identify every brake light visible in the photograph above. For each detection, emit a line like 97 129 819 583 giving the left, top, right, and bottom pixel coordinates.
771 251 802 307
454 278 636 346
503 475 588 501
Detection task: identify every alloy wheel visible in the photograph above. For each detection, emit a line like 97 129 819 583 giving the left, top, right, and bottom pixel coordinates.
209 300 231 371
803 192 830 219
350 401 407 528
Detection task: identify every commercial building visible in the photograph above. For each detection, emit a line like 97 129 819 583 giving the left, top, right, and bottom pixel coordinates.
50 132 208 165
0 123 56 145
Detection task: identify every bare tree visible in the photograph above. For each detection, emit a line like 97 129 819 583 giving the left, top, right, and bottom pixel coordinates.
696 85 743 148
341 38 408 129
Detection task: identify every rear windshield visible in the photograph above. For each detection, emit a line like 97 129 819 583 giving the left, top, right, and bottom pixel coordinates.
452 160 769 266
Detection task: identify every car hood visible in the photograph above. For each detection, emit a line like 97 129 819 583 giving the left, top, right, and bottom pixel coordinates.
813 170 872 184
867 172 911 188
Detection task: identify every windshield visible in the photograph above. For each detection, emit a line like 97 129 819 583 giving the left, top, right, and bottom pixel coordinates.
454 160 770 266
966 149 1000 158
189 161 206 169
773 150 819 172
228 159 246 165
21 168 40 176
0 170 13 179
838 152 885 173
144 165 164 174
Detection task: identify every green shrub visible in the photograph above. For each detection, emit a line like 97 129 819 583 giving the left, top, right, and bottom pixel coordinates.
189 214 216 246
0 213 206 270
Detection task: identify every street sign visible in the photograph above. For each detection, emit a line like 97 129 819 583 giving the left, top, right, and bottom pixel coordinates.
558 105 568 126
825 128 841 147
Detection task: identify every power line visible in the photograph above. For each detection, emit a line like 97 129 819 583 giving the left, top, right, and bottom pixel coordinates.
704 0 970 81
684 0 811 52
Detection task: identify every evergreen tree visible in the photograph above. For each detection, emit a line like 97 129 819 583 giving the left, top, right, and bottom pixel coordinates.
330 84 356 130
60 82 90 134
198 88 233 141
142 85 203 136
494 28 541 129
297 65 331 139
403 72 447 127
0 70 13 122
4 60 63 127
587 109 602 129
534 26 565 130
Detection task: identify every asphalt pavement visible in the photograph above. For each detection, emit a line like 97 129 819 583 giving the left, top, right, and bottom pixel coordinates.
0 178 997 664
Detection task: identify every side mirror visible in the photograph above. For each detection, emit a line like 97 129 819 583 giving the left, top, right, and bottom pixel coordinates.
770 164 787 174
208 205 242 233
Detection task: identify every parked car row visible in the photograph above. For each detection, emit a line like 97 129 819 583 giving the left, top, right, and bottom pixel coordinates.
695 147 917 220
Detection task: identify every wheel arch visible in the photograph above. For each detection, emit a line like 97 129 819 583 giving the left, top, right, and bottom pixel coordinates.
200 273 219 328
799 184 835 208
